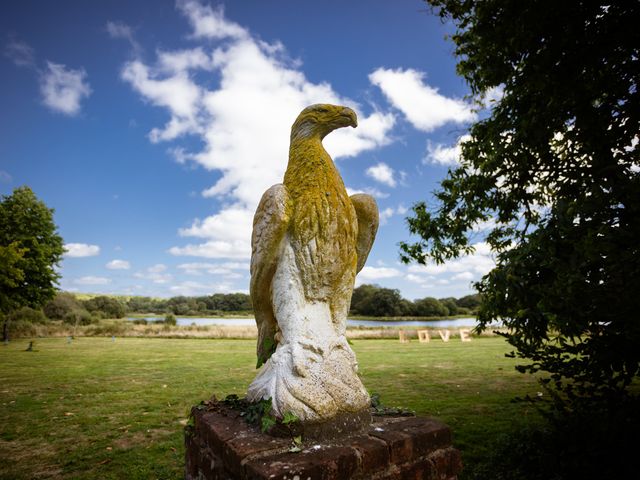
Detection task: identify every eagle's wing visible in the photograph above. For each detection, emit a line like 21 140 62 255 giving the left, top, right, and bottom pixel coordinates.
350 194 379 273
251 184 291 368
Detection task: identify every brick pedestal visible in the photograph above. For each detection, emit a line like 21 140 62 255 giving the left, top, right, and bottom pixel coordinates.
185 401 462 480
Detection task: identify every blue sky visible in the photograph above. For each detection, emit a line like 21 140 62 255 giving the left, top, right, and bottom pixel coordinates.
1 0 497 300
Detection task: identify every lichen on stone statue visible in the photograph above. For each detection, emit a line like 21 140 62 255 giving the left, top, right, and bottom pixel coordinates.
247 104 379 426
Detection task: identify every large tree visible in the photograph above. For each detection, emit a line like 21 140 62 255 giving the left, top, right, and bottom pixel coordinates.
401 1 639 408
0 186 65 339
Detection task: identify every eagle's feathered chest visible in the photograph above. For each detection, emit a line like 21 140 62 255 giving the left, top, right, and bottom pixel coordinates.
283 141 357 300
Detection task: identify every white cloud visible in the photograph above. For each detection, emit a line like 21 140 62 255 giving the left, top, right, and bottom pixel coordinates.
121 60 203 142
345 187 390 199
177 0 248 40
178 204 252 240
64 243 100 258
123 1 396 260
378 204 408 225
0 170 12 183
105 21 141 54
169 240 250 259
157 47 214 73
370 67 475 132
379 207 395 225
357 266 402 281
406 273 425 284
75 276 111 285
366 162 396 187
177 261 249 276
452 271 474 281
148 263 167 273
424 135 472 166
471 216 499 232
169 280 236 296
40 61 91 115
106 259 131 270
407 242 494 276
4 38 35 68
482 84 505 108
134 264 172 284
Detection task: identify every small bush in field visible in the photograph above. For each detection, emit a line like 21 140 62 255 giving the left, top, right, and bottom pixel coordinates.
8 307 48 324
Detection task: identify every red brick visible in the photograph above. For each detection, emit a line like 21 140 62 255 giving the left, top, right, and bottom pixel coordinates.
350 435 390 475
186 399 462 479
245 445 359 480
429 447 462 478
194 408 251 458
389 417 452 458
222 430 290 479
369 427 414 464
398 457 435 480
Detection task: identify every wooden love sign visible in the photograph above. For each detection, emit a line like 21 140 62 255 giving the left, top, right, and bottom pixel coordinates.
399 329 472 343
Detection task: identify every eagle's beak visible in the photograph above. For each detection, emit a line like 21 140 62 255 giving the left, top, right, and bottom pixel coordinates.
341 107 358 128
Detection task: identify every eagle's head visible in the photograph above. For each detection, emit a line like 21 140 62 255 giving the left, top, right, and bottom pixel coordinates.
291 103 357 141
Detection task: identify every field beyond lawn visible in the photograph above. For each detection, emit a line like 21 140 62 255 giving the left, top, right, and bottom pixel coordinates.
0 337 542 479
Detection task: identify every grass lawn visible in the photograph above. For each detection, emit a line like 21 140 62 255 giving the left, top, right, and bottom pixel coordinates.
0 336 542 479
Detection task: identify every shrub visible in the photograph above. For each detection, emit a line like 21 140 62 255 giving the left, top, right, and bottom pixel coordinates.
8 307 48 324
82 296 126 319
6 319 37 338
465 400 640 479
164 314 177 326
413 297 448 317
43 292 86 320
63 309 93 326
85 322 128 336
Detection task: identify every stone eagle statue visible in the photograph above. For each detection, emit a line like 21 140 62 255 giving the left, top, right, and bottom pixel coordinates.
246 104 379 423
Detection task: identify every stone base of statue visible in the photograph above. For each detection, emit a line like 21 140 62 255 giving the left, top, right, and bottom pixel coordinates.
185 399 462 480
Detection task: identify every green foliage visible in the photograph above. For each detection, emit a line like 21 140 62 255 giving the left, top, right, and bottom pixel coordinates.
350 284 411 316
455 294 481 311
281 411 299 425
4 319 37 338
163 313 177 325
370 392 414 417
63 309 93 326
82 296 126 319
222 395 300 436
0 187 64 339
0 187 65 313
43 292 86 320
223 395 277 433
84 322 128 336
260 413 276 432
350 284 476 317
0 242 27 314
256 336 276 368
413 297 448 317
404 1 640 413
124 293 253 315
7 306 48 325
439 297 459 316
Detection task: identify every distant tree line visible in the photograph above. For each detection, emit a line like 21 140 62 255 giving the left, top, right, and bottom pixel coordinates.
350 284 481 317
8 286 479 334
126 293 253 316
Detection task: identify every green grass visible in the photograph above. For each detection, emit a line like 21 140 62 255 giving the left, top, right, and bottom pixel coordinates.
0 337 542 479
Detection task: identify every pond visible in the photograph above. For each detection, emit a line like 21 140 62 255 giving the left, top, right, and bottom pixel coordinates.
128 316 485 328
